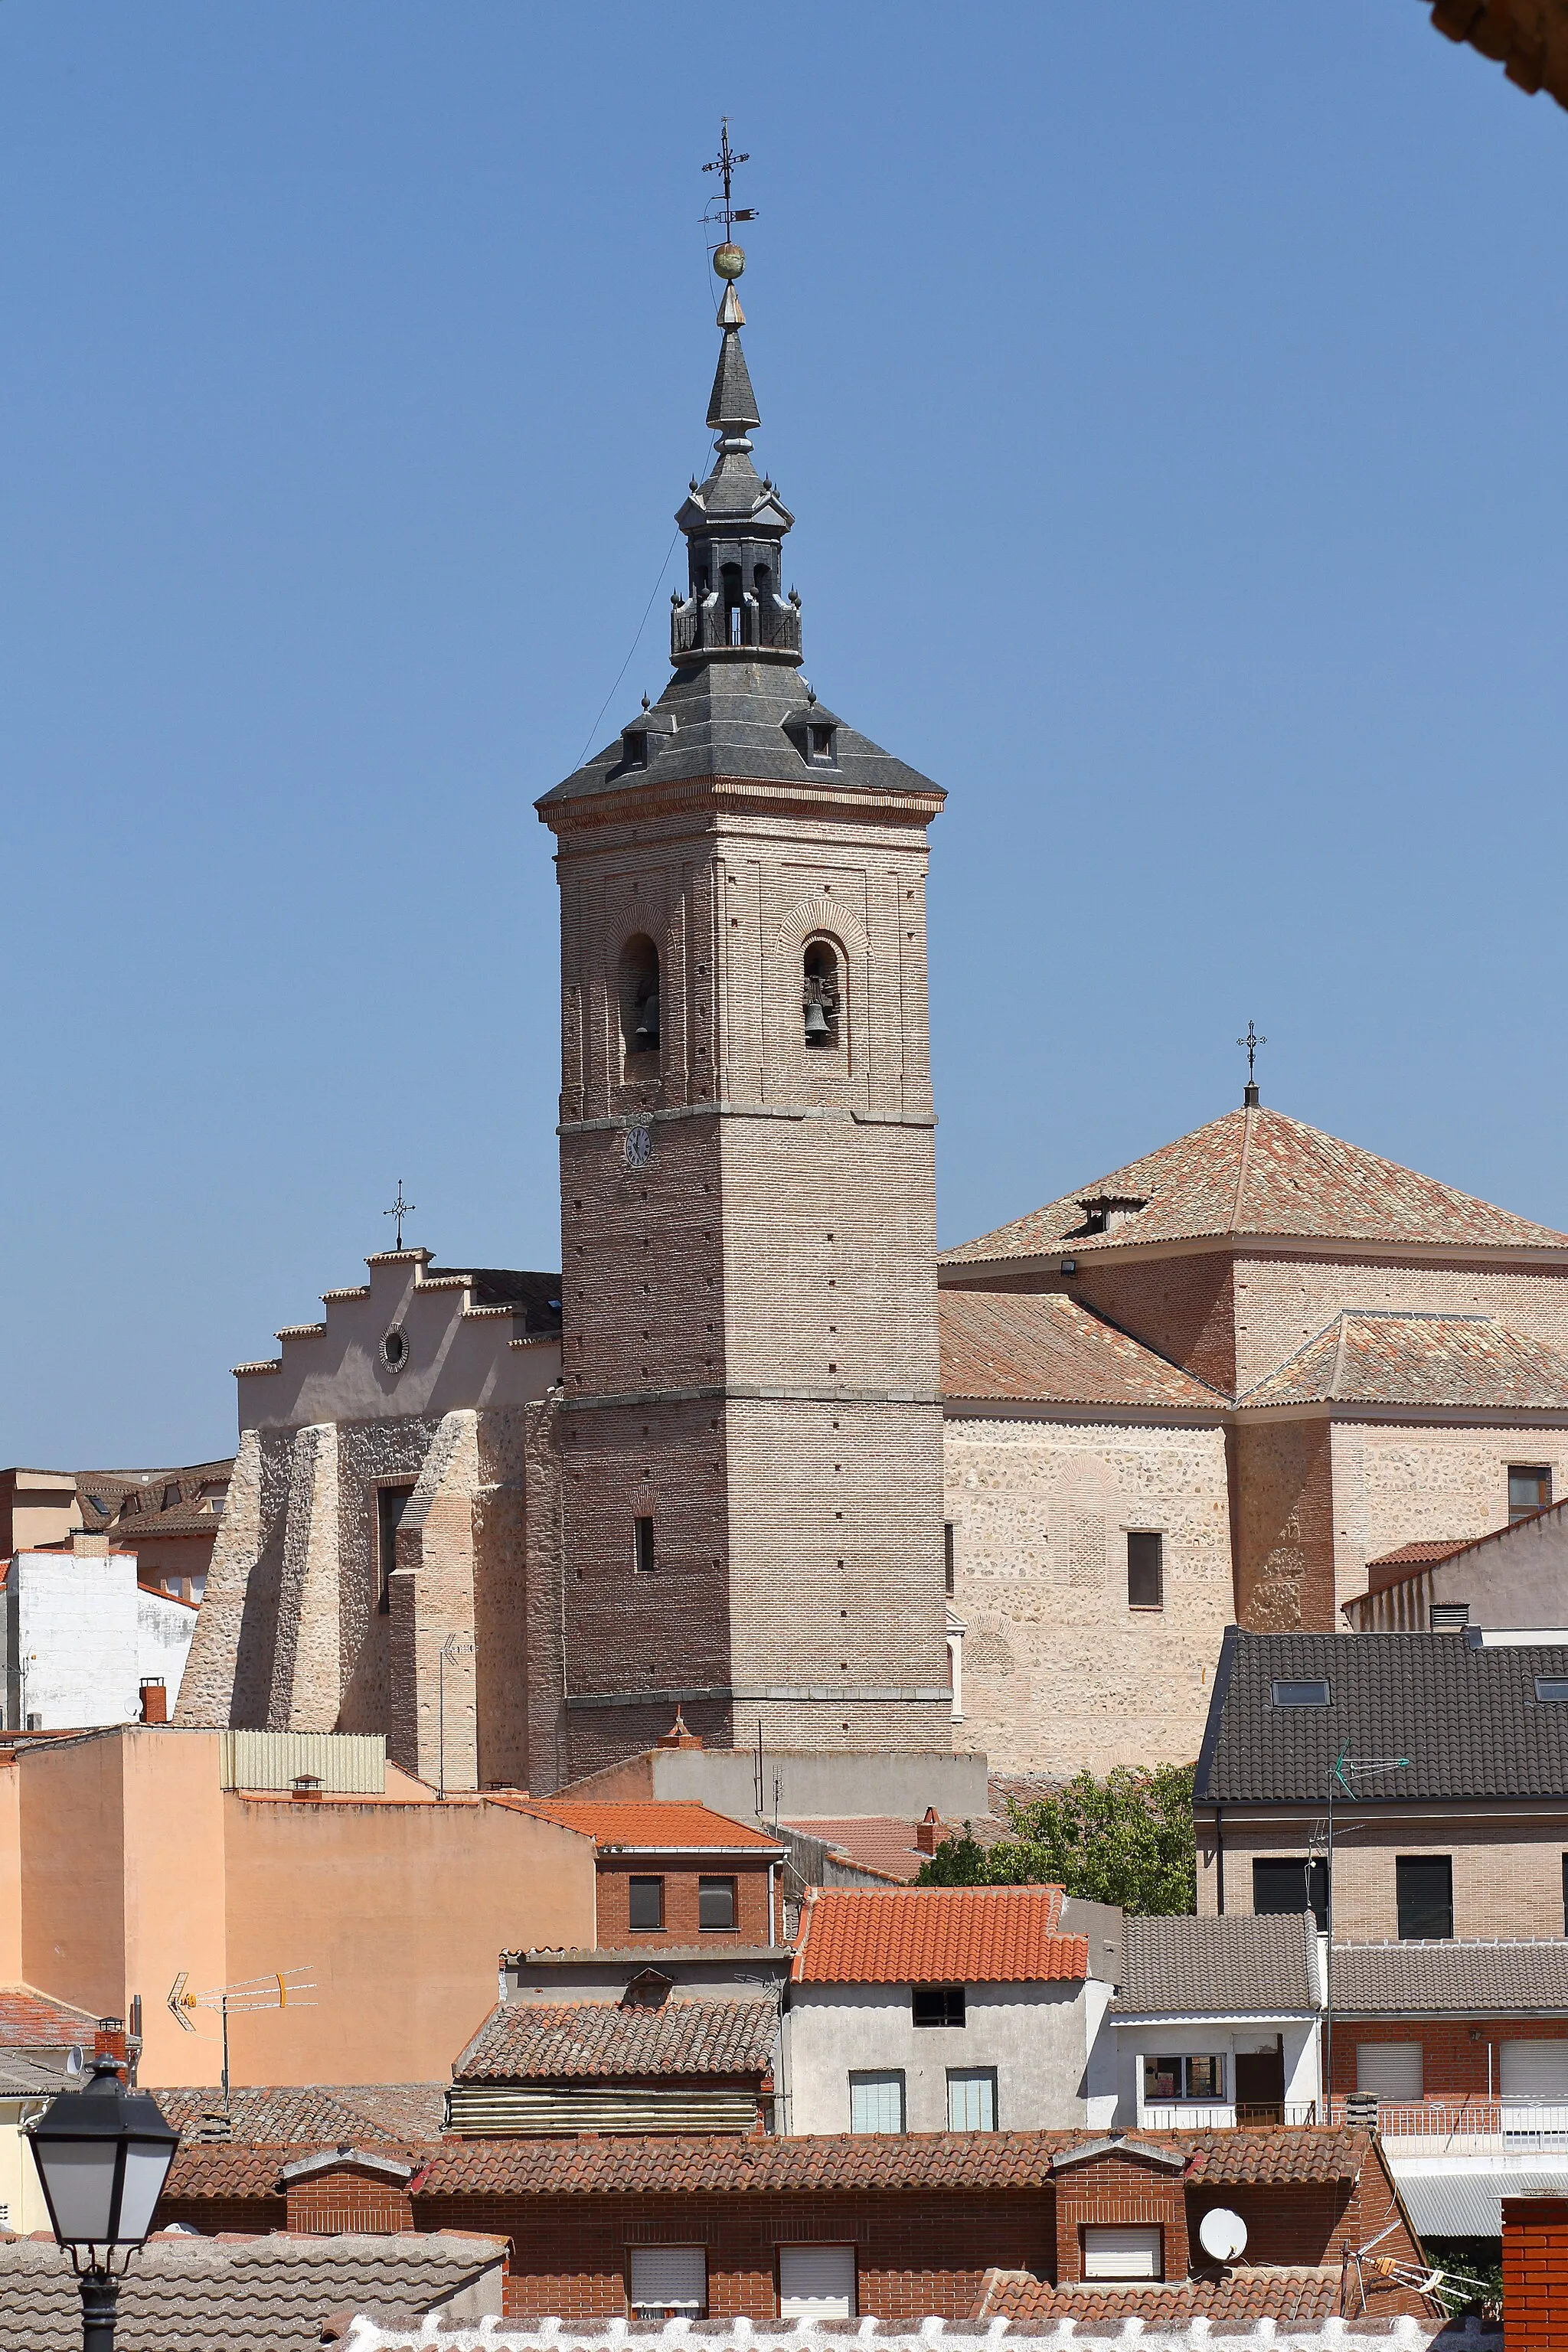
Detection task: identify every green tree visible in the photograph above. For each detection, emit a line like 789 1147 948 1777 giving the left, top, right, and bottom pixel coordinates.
915 1764 1196 1915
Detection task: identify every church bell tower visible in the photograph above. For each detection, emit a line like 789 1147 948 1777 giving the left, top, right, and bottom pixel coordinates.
534 193 949 1782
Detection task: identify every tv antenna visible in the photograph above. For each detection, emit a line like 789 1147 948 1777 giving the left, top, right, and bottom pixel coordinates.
167 1967 316 2111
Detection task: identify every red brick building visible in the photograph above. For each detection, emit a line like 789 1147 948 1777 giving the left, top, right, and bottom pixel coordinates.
511 1797 784 1947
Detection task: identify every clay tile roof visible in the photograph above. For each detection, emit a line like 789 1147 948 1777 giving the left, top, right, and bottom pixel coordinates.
939 1104 1568 1266
0 2230 507 2352
453 1996 778 2083
975 2267 1346 2327
1367 1538 1478 1570
518 1800 782 1851
157 2082 446 2154
1331 1939 1568 2015
791 1885 1083 1984
0 1986 96 2046
938 1292 1223 1412
1186 2125 1366 2184
1112 1913 1318 2017
1235 1310 1568 1412
783 1818 928 1882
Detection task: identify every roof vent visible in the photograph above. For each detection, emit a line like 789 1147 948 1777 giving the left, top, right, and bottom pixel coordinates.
1076 1195 1148 1236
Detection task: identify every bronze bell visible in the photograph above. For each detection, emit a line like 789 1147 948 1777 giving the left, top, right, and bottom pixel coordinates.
803 993 831 1044
635 990 660 1046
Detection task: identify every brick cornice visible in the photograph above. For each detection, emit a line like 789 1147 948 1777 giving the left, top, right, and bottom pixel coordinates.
539 772 944 835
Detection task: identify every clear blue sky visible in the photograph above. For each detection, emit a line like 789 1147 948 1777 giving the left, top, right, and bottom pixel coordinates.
5 5 1566 1468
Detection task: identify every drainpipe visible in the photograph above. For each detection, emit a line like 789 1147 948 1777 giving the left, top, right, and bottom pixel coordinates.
767 1861 776 1948
1215 1806 1226 1916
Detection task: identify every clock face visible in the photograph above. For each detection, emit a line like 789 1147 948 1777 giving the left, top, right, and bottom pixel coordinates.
624 1123 653 1170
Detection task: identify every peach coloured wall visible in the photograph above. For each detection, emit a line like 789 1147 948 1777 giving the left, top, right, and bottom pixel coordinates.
18 1734 129 2020
216 1793 596 2086
121 1730 228 2086
0 1764 21 1984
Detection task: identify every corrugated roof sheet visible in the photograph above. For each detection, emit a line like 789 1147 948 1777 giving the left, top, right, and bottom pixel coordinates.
938 1292 1222 1411
1332 1939 1568 2014
1195 1628 1568 1804
1112 1913 1317 2016
453 1997 777 2083
939 1105 1568 1265
517 1800 782 1851
792 1885 1083 1984
1236 1311 1568 1411
0 2231 505 2352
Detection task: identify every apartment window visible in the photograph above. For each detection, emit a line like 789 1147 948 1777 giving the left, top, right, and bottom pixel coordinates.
1357 2042 1423 2099
697 1875 737 1931
1253 1857 1328 1933
1083 2226 1162 2281
1127 1530 1164 1609
377 1484 416 1613
633 1516 656 1575
848 2070 905 2133
1271 1678 1331 1707
1511 1465 1553 1523
913 1984 965 2027
944 1521 956 1598
1397 1855 1453 1940
946 2067 998 2130
778 2244 856 2319
628 1876 665 1931
628 2246 707 2318
1142 2054 1225 2103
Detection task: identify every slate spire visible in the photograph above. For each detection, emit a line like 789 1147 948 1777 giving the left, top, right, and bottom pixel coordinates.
670 274 802 670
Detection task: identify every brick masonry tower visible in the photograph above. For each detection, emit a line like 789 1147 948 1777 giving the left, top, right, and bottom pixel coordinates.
534 258 951 1780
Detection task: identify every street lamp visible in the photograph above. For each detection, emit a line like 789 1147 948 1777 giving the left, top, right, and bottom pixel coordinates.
26 2051 181 2352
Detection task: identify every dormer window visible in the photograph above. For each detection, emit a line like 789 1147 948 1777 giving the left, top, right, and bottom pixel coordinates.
807 722 835 764
1077 1194 1148 1236
622 730 648 772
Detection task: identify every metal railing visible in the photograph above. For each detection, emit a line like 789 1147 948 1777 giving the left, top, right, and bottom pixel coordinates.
671 598 801 658
1323 2096 1568 2146
1138 2102 1319 2131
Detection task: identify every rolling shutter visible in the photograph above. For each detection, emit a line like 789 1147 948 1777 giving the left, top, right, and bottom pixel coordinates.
1083 2226 1162 2281
778 2244 856 2318
629 2246 707 2314
1501 2041 1568 2099
1356 2043 1423 2099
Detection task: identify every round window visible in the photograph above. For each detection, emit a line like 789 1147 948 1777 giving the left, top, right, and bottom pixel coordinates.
381 1326 409 1374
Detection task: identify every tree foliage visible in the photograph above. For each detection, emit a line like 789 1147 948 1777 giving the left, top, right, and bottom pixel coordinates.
915 1763 1196 1916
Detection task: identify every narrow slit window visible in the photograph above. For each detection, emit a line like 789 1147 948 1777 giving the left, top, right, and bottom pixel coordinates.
633 1517 655 1575
1127 1530 1163 1609
620 934 661 1062
802 939 840 1050
944 1522 956 1598
377 1484 416 1615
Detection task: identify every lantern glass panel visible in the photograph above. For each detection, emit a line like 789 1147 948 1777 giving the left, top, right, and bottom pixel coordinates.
119 2141 175 2240
35 2141 119 2243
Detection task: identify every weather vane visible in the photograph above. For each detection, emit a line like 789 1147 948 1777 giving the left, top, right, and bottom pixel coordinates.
702 118 756 276
384 1179 416 1250
1237 1021 1267 1106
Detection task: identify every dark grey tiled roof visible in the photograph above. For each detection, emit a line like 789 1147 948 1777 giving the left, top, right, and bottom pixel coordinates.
1112 1913 1317 2016
455 1996 778 2083
0 2233 505 2352
1333 1939 1568 2014
538 659 939 810
1194 1628 1568 1804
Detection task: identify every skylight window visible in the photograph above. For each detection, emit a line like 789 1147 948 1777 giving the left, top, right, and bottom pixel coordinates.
1535 1677 1568 1704
1271 1678 1331 1708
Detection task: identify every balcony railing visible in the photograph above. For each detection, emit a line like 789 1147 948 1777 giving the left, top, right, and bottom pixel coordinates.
1139 2103 1319 2131
671 596 801 660
1138 2097 1568 2145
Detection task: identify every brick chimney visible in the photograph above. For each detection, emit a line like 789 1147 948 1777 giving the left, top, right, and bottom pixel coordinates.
915 1806 941 1856
71 1530 110 1558
657 1709 702 1751
93 2017 127 2069
138 1680 168 1725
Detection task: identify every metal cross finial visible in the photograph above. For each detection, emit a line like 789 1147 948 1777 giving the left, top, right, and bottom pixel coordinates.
1237 1021 1267 1083
384 1180 416 1251
701 118 756 243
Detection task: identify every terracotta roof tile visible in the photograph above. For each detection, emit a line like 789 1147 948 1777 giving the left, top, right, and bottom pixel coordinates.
938 1292 1222 1412
791 1886 1083 1984
454 1997 777 2083
1367 1538 1479 1569
1236 1310 1568 1411
975 2267 1346 2326
939 1104 1568 1265
0 1985 96 2047
158 2082 446 2158
515 1800 782 1851
784 1818 928 1882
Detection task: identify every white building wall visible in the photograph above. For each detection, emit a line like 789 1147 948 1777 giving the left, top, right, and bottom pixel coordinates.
1108 2016 1322 2128
2 1552 194 1730
784 1979 1095 2135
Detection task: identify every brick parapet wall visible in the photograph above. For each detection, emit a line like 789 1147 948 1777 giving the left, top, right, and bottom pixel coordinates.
1504 2194 1568 2350
286 2167 414 2235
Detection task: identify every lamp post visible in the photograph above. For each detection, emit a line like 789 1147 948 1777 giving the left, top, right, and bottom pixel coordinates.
26 2052 181 2352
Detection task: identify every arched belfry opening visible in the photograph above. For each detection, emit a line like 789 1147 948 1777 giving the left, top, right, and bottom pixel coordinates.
620 934 661 1067
802 939 841 1050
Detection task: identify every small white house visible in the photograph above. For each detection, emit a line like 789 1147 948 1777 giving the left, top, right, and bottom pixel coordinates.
1102 1911 1323 2128
782 1885 1122 2135
3 1543 198 1730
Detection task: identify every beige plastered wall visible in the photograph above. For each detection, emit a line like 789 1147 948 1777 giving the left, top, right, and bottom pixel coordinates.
0 1764 21 1983
943 1410 1233 1779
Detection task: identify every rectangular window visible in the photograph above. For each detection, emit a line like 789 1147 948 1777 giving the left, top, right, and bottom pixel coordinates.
1357 2042 1423 2099
1563 1854 1568 1938
778 2244 856 2319
1271 1677 1331 1707
944 1521 956 1599
1083 2226 1162 2281
697 1876 737 1931
628 2246 707 2317
1396 1855 1453 1940
848 2070 905 2133
912 1984 965 2027
377 1484 416 1614
633 1516 656 1574
946 2067 998 2130
1537 1678 1568 1704
1511 1465 1553 1523
628 1876 665 1931
1127 1530 1164 1609
1253 1857 1328 1932
1142 2054 1226 2102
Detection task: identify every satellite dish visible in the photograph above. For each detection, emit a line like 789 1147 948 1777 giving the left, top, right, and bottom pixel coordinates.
1199 2207 1249 2264
64 2046 83 2081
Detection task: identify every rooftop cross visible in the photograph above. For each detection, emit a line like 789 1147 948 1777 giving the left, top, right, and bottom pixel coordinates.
1236 1020 1268 1108
701 118 756 261
384 1179 416 1251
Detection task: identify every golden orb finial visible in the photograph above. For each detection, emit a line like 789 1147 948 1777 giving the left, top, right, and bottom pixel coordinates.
713 242 745 282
